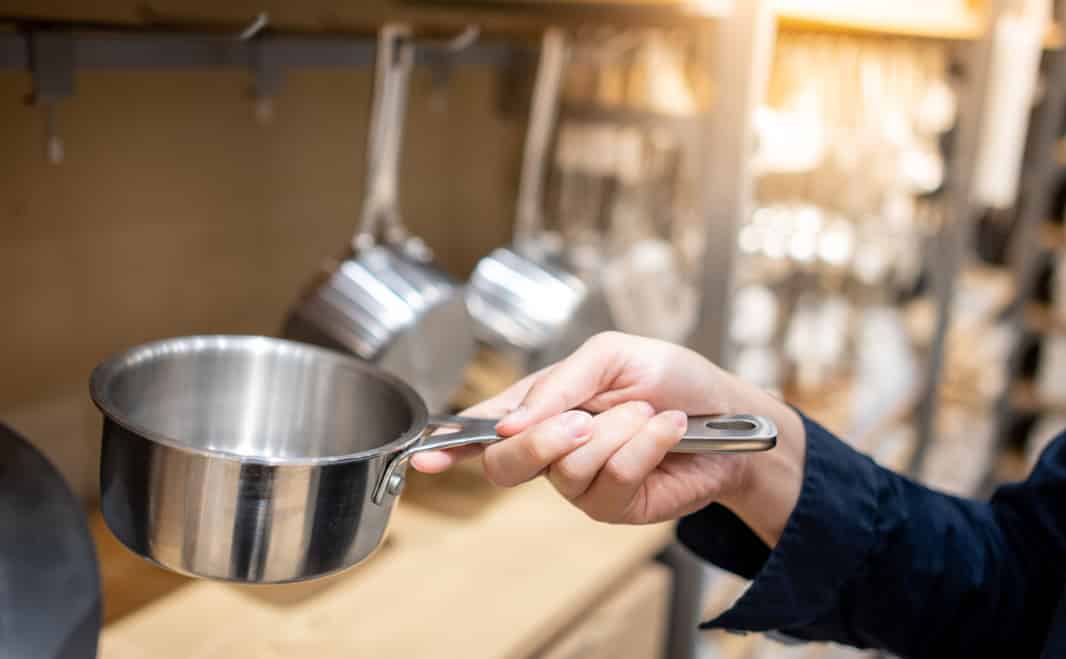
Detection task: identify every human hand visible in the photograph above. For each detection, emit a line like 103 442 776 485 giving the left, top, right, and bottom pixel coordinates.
412 333 803 540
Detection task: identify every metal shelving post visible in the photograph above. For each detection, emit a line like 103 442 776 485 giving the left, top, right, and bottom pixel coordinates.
983 0 1066 494
687 0 776 366
669 2 775 659
909 0 1009 476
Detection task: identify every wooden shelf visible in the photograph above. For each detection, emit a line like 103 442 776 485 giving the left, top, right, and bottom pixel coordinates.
773 0 1063 46
2 0 1062 44
399 0 731 30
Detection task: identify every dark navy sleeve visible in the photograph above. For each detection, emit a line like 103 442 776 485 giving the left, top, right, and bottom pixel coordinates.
677 414 1066 658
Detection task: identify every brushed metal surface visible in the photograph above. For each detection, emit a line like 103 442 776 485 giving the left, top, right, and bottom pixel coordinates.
91 336 425 583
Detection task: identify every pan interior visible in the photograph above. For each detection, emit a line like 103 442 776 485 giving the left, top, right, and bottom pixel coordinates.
95 337 421 461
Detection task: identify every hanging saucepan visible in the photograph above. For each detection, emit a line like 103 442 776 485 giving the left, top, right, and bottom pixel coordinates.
89 335 777 583
284 23 473 414
466 29 613 374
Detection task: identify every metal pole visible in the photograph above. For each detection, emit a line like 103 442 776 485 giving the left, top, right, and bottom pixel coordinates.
909 0 1008 475
663 3 775 659
686 0 776 365
981 0 1066 494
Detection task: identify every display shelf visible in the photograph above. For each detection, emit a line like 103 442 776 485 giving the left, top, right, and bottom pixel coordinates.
774 0 982 40
398 0 732 30
0 1 728 36
395 1 732 35
773 0 1064 46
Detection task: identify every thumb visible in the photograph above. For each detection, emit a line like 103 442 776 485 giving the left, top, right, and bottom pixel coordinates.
496 333 625 436
410 369 542 474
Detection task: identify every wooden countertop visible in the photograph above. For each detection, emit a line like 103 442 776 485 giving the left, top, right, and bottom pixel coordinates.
97 474 674 659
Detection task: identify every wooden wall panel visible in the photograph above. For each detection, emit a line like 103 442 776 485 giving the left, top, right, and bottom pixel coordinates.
0 62 525 497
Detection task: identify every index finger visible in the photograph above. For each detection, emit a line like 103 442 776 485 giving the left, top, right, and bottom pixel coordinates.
496 332 625 437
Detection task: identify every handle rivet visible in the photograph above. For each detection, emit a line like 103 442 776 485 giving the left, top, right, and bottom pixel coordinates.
386 473 405 496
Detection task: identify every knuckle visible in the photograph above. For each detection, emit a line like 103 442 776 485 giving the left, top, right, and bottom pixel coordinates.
620 400 655 418
603 459 640 488
649 414 683 440
552 457 587 485
589 330 623 347
522 437 550 467
482 450 516 487
521 433 554 466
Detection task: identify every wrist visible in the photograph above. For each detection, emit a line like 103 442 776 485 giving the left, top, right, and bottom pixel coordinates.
715 374 806 547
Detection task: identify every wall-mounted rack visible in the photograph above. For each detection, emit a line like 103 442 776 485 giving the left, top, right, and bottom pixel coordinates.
0 28 523 72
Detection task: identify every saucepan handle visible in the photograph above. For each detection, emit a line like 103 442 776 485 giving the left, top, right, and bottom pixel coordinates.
372 413 777 505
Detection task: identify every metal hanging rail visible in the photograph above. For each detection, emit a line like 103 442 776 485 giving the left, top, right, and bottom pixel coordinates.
0 28 522 72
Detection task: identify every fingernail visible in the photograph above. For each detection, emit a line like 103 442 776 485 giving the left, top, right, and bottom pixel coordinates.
560 410 593 440
499 405 529 428
665 410 688 430
560 410 593 438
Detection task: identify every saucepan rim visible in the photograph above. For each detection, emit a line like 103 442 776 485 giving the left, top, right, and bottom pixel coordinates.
89 335 429 466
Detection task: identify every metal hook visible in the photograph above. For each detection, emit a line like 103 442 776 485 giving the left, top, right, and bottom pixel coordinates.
418 25 480 54
418 26 479 112
445 25 480 52
44 105 64 164
237 12 269 40
27 31 74 165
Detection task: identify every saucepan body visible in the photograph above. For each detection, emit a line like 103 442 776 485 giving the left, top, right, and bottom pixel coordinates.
90 336 429 583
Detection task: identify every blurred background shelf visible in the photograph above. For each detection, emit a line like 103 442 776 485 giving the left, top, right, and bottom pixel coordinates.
773 0 1063 45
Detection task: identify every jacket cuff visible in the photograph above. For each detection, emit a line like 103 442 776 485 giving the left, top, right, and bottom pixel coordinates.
678 414 885 631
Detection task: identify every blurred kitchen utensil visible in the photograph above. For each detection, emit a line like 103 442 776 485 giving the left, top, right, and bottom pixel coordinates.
0 422 101 659
91 335 778 583
284 24 473 413
467 29 613 372
602 127 698 342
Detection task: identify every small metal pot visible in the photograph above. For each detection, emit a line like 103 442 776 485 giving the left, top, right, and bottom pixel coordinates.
467 241 613 369
467 29 613 373
284 23 472 413
90 335 776 583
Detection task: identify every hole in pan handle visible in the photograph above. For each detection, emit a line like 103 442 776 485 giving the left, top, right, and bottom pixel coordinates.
372 413 777 504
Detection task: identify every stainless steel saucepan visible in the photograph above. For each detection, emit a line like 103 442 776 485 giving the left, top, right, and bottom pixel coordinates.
284 23 472 413
467 29 613 373
89 335 777 583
